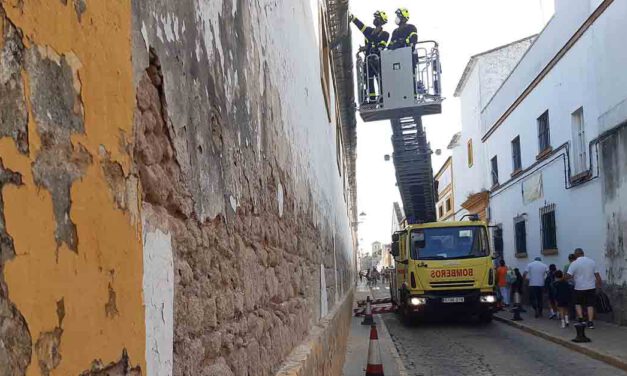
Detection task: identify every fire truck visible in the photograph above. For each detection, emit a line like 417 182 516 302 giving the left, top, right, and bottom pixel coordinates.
356 40 496 322
388 218 496 322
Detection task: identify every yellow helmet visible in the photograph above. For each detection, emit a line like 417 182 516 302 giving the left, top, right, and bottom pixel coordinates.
374 10 388 24
396 8 410 21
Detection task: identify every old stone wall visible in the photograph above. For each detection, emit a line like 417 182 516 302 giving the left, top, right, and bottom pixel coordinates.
0 0 145 375
601 123 627 325
0 0 356 374
132 0 356 374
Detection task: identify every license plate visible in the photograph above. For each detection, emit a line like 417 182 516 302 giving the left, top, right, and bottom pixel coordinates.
442 297 464 303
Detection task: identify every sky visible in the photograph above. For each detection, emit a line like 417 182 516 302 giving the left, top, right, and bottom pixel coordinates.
352 0 555 254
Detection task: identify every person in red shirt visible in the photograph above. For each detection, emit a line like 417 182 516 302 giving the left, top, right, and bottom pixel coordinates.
496 260 511 306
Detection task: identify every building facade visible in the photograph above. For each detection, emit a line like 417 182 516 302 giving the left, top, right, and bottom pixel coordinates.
452 36 537 222
0 0 358 375
435 157 455 221
455 0 627 324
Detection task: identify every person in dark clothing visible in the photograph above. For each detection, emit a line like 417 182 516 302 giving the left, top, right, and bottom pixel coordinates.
350 11 389 103
388 8 418 50
511 268 524 310
553 270 573 328
546 264 558 319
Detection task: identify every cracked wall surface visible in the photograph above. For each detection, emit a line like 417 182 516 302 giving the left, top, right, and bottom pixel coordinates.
602 124 627 325
0 0 356 375
0 0 145 374
133 0 356 374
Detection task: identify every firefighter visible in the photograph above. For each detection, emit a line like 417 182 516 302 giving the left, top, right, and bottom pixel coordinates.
388 8 418 50
349 11 389 103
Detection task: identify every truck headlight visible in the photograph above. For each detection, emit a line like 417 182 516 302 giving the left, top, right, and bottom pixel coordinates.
480 295 496 303
410 297 427 306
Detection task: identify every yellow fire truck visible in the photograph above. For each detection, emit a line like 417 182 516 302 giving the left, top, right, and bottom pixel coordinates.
353 31 496 322
389 216 496 323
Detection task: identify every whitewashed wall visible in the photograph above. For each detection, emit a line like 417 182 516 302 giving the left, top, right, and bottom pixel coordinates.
482 0 627 280
481 0 596 133
452 41 533 218
142 215 174 376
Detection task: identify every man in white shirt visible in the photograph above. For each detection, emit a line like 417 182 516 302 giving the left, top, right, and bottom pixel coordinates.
524 257 549 318
567 248 602 328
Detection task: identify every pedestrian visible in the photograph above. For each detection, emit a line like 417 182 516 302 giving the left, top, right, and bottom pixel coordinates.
545 264 558 319
496 260 511 307
371 267 379 286
564 253 576 275
566 248 602 328
553 270 572 328
523 256 548 318
511 268 524 310
359 271 363 283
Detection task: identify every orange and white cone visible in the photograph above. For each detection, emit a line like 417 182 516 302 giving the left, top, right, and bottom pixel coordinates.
365 324 384 376
361 296 374 325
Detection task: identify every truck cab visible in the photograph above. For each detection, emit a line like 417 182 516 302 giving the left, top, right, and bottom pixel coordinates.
390 218 496 323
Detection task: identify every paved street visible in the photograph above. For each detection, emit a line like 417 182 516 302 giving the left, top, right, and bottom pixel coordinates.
368 286 627 376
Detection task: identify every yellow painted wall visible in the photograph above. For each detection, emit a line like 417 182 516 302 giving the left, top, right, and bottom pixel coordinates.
0 0 145 374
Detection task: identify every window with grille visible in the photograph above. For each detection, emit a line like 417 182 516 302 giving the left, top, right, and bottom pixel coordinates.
511 136 522 172
571 107 587 174
491 156 499 187
540 204 557 251
514 216 527 254
537 111 551 153
445 197 451 212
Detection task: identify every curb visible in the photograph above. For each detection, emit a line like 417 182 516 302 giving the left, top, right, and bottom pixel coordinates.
494 315 627 372
369 287 408 376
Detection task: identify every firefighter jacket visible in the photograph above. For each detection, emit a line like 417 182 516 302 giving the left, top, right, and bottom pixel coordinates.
352 17 390 56
388 23 418 50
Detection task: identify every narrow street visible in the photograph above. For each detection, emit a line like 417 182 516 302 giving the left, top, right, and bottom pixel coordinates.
369 286 627 376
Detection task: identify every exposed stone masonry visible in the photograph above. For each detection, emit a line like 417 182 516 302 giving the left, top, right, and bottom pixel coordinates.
0 6 28 154
134 48 346 375
0 8 32 375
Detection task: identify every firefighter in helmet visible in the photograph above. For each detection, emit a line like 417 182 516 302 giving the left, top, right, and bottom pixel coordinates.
388 8 418 50
350 11 390 103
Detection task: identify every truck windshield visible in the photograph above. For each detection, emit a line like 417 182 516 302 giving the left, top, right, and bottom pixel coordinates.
410 227 489 260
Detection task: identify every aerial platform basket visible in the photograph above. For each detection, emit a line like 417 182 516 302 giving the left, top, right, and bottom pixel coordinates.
357 41 443 123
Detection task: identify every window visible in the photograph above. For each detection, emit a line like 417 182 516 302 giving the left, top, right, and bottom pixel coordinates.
445 197 452 212
511 136 522 172
514 216 527 254
537 111 551 154
438 205 444 218
335 105 343 176
540 204 557 252
410 227 489 260
571 107 587 174
467 139 474 167
491 156 499 187
492 226 503 261
319 9 332 121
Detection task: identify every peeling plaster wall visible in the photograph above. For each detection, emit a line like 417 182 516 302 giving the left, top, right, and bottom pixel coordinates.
142 211 174 376
0 1 145 374
132 0 355 375
600 125 627 324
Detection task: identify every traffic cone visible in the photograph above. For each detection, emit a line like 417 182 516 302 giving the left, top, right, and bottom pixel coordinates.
361 296 374 325
365 324 384 376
